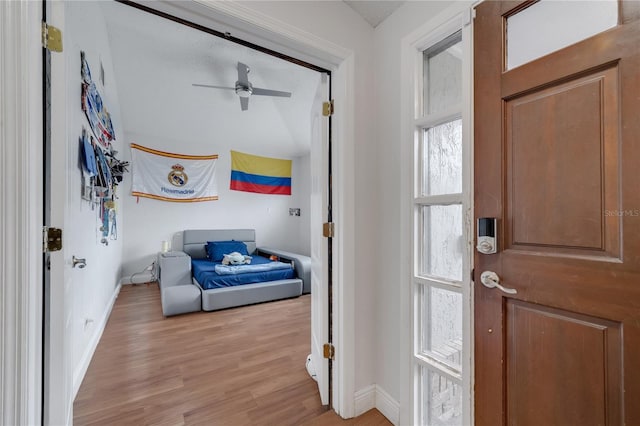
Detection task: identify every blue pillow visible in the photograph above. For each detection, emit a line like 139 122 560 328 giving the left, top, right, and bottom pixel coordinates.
206 240 248 262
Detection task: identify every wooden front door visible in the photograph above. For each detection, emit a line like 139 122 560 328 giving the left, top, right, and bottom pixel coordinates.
474 2 640 425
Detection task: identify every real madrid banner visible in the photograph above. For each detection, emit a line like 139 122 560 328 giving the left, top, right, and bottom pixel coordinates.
131 143 218 202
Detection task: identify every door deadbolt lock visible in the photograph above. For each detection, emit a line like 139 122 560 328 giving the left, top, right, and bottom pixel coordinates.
476 218 497 254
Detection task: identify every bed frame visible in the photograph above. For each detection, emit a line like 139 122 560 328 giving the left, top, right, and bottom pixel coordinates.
158 229 310 316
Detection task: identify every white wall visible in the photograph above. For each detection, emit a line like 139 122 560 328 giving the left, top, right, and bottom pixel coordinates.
1 0 458 422
372 0 457 406
238 1 464 413
120 131 312 277
64 1 126 393
292 154 312 256
238 0 379 396
65 0 461 418
238 5 475 408
68 0 458 417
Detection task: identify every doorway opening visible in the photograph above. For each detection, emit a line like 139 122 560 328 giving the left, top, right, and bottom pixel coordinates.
43 1 336 423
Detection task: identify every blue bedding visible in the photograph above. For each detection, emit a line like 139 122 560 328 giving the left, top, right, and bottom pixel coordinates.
215 260 292 275
193 255 296 290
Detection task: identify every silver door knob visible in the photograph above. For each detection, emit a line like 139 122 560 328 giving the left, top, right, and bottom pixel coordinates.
72 256 87 269
480 270 517 294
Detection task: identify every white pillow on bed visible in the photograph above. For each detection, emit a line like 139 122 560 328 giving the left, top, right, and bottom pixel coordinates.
221 252 252 265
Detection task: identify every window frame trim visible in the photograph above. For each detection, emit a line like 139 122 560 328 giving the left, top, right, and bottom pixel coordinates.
404 5 475 425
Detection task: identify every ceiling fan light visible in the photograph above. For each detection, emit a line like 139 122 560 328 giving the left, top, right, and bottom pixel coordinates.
235 83 253 98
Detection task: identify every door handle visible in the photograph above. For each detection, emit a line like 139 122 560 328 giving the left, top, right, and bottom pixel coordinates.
72 256 87 269
480 271 517 294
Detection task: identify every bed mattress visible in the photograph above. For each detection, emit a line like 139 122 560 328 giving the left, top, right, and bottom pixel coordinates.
192 256 296 290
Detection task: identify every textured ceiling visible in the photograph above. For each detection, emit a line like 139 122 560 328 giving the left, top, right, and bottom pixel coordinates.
99 1 323 158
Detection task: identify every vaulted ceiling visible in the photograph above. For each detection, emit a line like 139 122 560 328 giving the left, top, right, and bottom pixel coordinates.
343 1 405 27
100 1 324 158
99 0 408 158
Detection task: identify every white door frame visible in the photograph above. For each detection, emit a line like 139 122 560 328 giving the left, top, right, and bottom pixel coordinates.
0 1 44 425
3 0 358 421
45 1 74 423
125 1 358 416
399 2 475 425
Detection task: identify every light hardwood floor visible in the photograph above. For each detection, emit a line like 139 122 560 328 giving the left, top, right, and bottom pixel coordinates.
74 284 391 425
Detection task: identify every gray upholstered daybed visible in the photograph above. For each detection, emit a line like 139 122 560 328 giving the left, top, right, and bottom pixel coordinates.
157 229 311 316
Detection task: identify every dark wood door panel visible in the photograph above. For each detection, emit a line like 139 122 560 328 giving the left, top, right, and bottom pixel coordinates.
504 66 621 259
500 256 640 320
621 0 640 24
506 300 622 426
475 1 640 425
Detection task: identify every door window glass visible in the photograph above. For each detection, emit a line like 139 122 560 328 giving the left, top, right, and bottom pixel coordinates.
506 0 617 70
414 19 469 425
421 367 463 426
423 32 462 115
421 204 463 281
421 286 463 370
421 120 462 196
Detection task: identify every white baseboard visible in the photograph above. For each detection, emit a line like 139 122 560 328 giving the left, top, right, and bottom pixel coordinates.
375 385 400 425
120 271 154 285
354 384 400 425
72 282 121 399
354 384 376 417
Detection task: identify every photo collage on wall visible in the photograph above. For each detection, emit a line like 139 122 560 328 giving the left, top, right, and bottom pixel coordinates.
79 51 129 245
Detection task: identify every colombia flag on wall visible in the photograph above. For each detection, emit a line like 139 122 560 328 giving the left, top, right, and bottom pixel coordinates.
230 150 292 195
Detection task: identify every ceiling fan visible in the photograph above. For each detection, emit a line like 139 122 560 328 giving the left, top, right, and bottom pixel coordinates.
193 62 292 111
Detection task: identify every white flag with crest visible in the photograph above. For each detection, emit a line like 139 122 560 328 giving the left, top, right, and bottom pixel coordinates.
131 143 218 202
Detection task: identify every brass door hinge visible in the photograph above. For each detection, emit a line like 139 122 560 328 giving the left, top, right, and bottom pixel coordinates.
323 222 335 238
323 343 335 360
43 227 63 252
322 100 334 117
42 22 63 52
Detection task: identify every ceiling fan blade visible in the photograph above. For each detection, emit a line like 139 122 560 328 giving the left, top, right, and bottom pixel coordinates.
192 83 235 90
237 62 250 87
240 96 249 111
251 87 292 98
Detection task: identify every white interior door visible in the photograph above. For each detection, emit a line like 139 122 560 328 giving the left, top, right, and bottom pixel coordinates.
44 1 74 424
309 74 330 405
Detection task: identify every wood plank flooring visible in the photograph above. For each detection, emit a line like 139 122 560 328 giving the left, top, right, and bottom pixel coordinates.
74 284 391 426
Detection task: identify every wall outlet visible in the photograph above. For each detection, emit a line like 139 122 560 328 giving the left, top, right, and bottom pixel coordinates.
84 318 94 330
289 208 301 216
